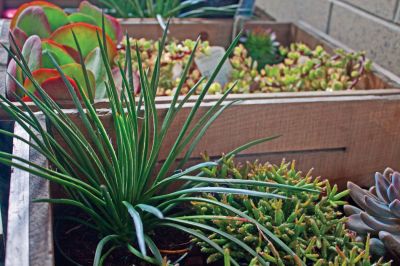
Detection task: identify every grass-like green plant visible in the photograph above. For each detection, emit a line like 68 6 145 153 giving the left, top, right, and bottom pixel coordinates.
0 21 315 265
95 0 238 18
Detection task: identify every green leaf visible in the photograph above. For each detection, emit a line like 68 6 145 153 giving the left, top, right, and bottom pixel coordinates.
42 5 69 32
136 204 164 219
41 40 76 68
15 6 51 38
68 13 97 26
123 201 147 256
50 23 117 61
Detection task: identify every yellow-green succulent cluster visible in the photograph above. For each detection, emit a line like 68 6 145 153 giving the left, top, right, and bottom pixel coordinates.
118 37 372 96
118 37 211 96
193 156 390 266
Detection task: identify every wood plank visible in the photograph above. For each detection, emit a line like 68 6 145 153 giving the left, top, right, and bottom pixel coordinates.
55 94 400 189
5 122 30 266
28 118 53 266
0 19 10 98
121 18 235 47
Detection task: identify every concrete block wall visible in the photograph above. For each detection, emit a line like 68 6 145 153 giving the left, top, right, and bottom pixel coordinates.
256 0 400 77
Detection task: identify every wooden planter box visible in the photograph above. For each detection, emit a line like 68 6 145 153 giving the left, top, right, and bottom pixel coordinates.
4 20 400 266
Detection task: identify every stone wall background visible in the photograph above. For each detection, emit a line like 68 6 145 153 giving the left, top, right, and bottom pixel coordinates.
256 0 400 76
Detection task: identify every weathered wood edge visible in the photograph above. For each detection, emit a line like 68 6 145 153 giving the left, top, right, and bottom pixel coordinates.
5 122 30 266
5 121 53 266
0 19 399 116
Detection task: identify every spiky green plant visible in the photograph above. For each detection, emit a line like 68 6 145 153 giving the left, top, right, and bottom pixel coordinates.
192 156 391 266
242 28 282 71
94 0 238 18
345 168 400 261
0 21 313 265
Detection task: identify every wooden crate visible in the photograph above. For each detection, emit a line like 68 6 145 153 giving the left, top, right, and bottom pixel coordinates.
6 88 400 265
4 20 400 266
1 20 400 113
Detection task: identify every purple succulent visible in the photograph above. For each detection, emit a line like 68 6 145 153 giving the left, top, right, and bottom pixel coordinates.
345 168 400 260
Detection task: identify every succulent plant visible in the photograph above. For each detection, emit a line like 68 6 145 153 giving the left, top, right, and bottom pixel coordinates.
6 1 124 101
119 38 211 96
242 28 282 71
193 156 390 265
345 168 400 261
118 33 372 96
10 1 121 45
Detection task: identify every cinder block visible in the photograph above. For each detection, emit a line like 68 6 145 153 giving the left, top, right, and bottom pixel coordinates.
256 0 331 31
255 0 299 22
329 1 400 76
342 0 398 21
395 2 400 23
297 0 331 31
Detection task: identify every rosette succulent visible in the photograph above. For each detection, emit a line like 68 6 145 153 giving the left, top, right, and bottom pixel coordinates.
345 168 400 260
193 156 390 265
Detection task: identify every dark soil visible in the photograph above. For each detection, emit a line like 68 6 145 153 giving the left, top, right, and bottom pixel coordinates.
54 206 219 266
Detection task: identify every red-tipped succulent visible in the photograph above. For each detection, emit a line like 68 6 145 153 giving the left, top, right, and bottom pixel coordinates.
6 1 122 102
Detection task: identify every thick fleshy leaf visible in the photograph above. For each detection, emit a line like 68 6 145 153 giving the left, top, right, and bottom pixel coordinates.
343 205 362 216
345 213 375 235
348 181 378 209
384 168 394 180
379 231 400 259
360 212 400 233
11 27 28 51
24 68 59 93
85 47 106 98
375 172 391 203
41 5 69 32
392 171 400 190
388 184 400 202
363 196 394 218
369 185 377 196
22 35 42 71
10 1 58 30
42 40 76 68
389 199 400 218
369 238 386 257
6 59 24 99
50 23 117 61
61 63 96 98
79 1 122 42
16 6 51 38
68 13 97 26
40 75 81 101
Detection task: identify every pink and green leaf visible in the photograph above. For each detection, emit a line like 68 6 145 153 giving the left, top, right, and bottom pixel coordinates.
10 27 28 51
15 6 51 38
78 1 122 42
42 5 69 32
40 75 81 101
68 13 97 26
6 59 24 99
61 63 96 98
41 39 76 68
49 23 117 62
10 1 59 30
24 68 60 93
22 35 42 72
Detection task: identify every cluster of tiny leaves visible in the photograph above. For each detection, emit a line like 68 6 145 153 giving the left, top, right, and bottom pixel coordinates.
193 156 390 266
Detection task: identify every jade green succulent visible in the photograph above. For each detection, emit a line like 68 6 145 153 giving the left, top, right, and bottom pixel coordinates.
7 1 122 101
193 156 390 265
345 168 400 261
